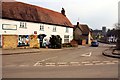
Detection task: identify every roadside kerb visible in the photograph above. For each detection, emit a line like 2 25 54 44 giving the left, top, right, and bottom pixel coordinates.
102 48 120 58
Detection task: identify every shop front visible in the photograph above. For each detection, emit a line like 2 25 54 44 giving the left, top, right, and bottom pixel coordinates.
18 35 29 47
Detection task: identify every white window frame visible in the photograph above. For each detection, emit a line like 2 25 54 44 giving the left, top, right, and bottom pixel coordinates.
53 26 56 32
40 25 44 31
20 22 27 29
64 35 69 43
66 27 69 33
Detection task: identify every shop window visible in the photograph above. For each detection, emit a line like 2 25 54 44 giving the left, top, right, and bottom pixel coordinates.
18 35 29 46
20 22 27 28
64 35 69 43
53 26 56 32
40 25 44 31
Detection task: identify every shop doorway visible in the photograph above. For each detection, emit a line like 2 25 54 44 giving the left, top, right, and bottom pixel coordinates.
38 34 46 48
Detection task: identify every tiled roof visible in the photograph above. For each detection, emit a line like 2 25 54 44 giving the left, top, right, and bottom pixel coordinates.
74 24 90 35
80 24 90 35
2 2 73 28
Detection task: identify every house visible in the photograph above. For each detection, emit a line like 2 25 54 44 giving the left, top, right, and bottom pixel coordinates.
0 2 73 49
92 27 107 41
106 29 118 43
73 22 92 45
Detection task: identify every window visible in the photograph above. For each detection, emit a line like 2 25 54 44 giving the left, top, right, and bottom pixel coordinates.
66 27 69 33
20 22 27 28
18 35 29 46
40 25 44 31
64 35 69 43
53 26 56 32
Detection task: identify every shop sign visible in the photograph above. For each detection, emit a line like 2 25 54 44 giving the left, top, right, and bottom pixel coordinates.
2 24 17 30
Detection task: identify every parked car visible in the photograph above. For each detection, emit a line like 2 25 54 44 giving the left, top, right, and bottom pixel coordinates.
91 40 99 47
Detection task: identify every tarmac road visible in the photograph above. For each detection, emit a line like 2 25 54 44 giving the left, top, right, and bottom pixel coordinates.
2 43 119 78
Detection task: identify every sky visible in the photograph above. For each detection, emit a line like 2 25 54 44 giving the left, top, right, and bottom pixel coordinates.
14 0 119 30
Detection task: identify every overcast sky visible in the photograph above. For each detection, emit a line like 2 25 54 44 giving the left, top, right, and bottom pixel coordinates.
15 0 119 30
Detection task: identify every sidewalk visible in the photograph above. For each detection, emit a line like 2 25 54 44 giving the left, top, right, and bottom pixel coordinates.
0 48 62 55
102 48 120 58
0 45 86 55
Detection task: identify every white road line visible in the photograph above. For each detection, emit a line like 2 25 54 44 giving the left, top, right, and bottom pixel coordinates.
103 61 111 63
57 62 67 65
4 65 17 67
95 63 104 65
81 52 92 57
106 63 115 64
39 56 58 62
112 61 119 63
33 62 42 66
33 56 58 66
45 64 55 66
70 62 79 64
19 65 29 67
81 61 90 64
92 61 101 63
84 63 93 66
58 64 69 66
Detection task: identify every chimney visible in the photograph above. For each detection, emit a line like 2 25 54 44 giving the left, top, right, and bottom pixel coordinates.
77 22 79 26
61 8 66 16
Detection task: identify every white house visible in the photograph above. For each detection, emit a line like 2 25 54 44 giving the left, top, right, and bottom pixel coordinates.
0 2 73 49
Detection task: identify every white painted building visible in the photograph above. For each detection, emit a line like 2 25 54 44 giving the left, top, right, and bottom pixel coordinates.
0 2 73 49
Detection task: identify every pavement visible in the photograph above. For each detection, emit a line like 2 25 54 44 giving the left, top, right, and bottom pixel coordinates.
102 48 120 58
0 45 86 55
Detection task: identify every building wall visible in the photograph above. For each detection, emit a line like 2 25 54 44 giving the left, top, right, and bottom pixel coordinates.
74 27 82 40
1 19 73 46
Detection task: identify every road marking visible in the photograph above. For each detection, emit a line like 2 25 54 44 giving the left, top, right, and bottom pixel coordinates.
33 56 58 66
103 61 111 63
41 56 58 62
92 61 101 63
112 60 119 63
19 65 29 67
46 63 56 65
58 64 69 66
81 52 92 57
70 62 79 64
95 63 104 65
57 62 67 65
106 62 115 64
4 65 16 67
84 63 93 66
82 61 90 64
33 62 43 66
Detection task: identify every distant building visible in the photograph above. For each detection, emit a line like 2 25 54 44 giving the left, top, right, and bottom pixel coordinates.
92 26 107 41
102 26 107 36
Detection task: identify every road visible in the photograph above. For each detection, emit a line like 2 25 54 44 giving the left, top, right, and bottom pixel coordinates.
2 43 119 78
